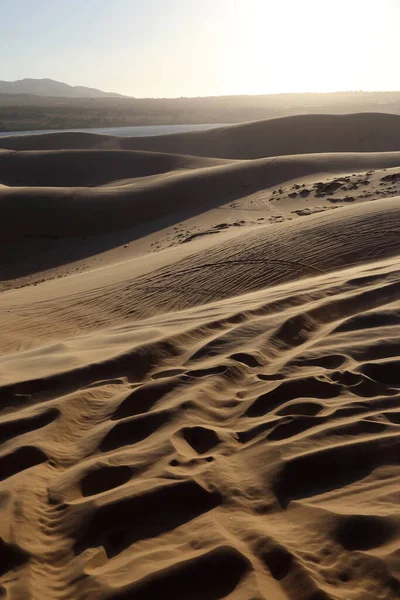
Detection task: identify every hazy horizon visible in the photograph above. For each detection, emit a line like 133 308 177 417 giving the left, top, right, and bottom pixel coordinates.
3 78 400 100
2 0 400 98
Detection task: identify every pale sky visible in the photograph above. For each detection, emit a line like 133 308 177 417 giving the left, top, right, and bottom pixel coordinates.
1 0 399 98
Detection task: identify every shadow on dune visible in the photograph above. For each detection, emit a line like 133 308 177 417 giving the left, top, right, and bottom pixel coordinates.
2 112 400 284
2 147 400 282
2 112 400 158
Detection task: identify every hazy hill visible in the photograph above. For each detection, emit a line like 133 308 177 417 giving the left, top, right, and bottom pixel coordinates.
0 78 125 98
1 89 400 131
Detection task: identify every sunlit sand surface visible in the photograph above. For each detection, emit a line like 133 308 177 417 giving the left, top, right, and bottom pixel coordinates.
1 113 400 599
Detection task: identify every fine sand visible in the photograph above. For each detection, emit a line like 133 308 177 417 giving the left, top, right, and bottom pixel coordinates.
1 113 400 599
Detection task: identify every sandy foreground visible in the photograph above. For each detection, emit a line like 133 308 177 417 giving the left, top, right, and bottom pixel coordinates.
0 113 400 599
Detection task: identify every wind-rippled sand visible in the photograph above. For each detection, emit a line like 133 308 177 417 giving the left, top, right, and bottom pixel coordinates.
1 113 400 599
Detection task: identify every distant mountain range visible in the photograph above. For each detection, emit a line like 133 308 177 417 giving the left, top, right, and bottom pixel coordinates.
0 78 126 98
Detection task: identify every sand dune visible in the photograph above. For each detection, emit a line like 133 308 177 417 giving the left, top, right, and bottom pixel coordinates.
3 112 400 159
0 149 230 187
1 114 400 599
2 149 400 244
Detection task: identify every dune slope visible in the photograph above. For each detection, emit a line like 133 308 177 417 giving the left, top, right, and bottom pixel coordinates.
2 112 400 158
0 114 400 600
